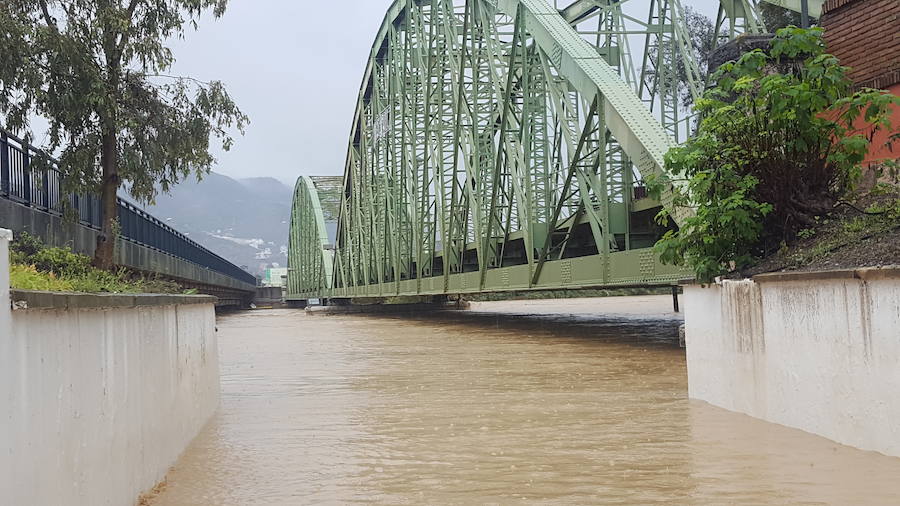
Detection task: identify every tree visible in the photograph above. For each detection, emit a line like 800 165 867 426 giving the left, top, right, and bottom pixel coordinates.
651 27 899 282
678 6 719 107
645 6 717 112
759 3 804 32
0 1 248 269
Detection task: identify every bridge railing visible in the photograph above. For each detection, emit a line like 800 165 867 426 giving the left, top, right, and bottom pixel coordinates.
0 130 257 287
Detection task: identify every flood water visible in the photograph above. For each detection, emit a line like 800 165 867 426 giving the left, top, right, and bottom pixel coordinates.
148 296 900 505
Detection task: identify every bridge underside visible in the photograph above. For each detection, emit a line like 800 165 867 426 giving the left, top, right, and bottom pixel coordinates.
287 0 774 302
319 248 685 300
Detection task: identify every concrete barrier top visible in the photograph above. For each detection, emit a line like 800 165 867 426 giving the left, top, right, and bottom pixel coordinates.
752 265 900 283
679 265 900 286
10 290 217 311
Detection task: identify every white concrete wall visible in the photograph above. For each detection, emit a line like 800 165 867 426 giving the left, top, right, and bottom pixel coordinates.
685 270 900 457
0 230 220 506
0 229 10 341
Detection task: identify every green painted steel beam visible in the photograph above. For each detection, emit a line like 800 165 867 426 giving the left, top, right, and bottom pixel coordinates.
285 176 338 300
288 0 762 301
762 0 822 18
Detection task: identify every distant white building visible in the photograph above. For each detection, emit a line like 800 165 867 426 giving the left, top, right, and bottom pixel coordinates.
262 267 288 287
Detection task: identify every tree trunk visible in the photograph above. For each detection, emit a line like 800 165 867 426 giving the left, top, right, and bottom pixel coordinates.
93 131 119 270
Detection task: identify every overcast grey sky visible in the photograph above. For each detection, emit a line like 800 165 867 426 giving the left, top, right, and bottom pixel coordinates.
166 0 722 185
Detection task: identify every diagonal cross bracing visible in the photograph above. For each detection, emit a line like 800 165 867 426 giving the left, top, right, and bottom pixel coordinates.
285 0 766 301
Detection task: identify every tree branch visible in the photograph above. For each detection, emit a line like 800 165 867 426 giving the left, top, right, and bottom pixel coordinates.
114 0 142 59
37 0 59 33
144 74 212 86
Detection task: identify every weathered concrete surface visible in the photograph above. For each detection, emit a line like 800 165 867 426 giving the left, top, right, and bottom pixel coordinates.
0 228 12 344
684 267 900 457
10 289 216 310
0 199 98 253
0 231 221 506
254 286 285 307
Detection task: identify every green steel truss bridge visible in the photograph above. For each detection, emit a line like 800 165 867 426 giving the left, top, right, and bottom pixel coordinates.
288 0 815 303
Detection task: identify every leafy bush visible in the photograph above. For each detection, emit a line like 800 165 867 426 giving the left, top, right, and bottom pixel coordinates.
11 231 44 258
30 247 93 277
7 233 187 294
653 27 899 282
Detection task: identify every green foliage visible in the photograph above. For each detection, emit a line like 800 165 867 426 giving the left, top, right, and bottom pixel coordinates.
864 195 900 220
797 228 816 240
675 6 719 107
9 264 74 291
0 1 248 266
11 231 44 258
30 247 92 276
0 2 248 197
652 27 899 282
8 234 184 294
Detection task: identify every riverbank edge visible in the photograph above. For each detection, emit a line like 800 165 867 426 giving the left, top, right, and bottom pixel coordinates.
9 289 216 311
682 265 900 457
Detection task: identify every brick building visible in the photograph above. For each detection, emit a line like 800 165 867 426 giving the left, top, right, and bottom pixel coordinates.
821 0 900 165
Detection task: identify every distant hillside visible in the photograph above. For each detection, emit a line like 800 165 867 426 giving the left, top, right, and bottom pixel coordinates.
132 172 294 276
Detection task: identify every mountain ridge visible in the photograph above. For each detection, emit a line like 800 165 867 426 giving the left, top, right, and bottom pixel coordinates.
137 172 294 276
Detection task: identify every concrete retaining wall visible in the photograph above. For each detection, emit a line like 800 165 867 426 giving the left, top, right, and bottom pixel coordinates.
0 229 221 506
684 267 900 457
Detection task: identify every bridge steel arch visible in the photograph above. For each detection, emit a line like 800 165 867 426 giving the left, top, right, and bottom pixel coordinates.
286 176 335 300
290 0 768 301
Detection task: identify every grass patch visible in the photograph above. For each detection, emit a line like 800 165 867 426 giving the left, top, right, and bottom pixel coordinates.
8 232 189 294
743 184 900 275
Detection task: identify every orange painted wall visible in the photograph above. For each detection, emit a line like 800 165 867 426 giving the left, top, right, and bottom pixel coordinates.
821 0 900 167
862 83 900 165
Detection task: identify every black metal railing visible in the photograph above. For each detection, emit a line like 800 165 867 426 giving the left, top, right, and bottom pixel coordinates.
0 130 256 286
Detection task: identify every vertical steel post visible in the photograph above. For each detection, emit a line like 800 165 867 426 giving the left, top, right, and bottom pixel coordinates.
672 285 680 313
0 133 9 197
800 0 810 28
21 146 31 206
41 165 50 211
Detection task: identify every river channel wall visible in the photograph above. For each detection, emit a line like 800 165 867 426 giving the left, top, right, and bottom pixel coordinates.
684 267 900 457
0 229 220 506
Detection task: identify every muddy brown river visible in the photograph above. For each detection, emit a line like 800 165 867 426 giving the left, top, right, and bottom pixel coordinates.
148 296 900 505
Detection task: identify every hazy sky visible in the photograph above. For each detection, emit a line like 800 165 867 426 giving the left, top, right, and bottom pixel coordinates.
167 0 723 186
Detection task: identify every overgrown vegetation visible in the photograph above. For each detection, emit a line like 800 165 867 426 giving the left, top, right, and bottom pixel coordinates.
9 232 188 294
746 183 900 274
652 27 900 282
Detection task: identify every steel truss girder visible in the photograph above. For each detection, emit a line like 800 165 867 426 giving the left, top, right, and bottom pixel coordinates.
286 176 334 300
301 0 720 300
